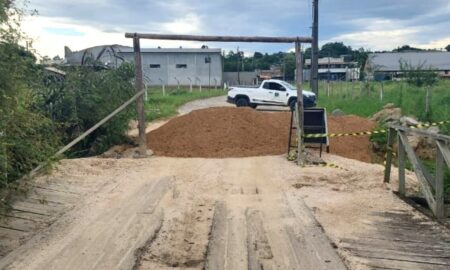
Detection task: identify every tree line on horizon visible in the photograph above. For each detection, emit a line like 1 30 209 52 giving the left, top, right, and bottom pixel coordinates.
223 42 450 80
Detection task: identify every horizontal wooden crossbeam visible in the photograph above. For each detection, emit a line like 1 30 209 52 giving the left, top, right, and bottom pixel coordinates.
125 33 313 43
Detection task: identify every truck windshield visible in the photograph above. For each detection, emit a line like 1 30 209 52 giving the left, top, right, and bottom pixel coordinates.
280 82 296 90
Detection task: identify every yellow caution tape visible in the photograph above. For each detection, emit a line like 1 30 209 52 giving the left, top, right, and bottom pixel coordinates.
410 120 450 129
304 129 386 138
303 120 450 138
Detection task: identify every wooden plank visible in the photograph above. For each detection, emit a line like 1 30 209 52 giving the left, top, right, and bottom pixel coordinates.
398 132 406 196
286 194 347 270
391 124 450 142
361 257 449 270
398 131 436 213
125 33 313 43
205 202 227 270
246 209 274 270
341 237 450 254
435 144 445 218
384 128 396 183
344 246 450 265
436 140 450 168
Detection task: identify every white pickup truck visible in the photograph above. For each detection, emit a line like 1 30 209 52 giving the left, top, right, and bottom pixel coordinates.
227 79 316 110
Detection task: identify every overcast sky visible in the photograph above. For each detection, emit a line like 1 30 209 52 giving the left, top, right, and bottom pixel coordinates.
22 0 450 58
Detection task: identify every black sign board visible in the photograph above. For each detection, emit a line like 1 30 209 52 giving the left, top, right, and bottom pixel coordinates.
303 108 329 146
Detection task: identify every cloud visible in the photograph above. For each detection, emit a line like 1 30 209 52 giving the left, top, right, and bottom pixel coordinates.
21 0 450 57
21 16 203 58
163 13 201 34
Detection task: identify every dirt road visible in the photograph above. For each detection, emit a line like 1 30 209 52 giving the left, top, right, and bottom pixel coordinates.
1 96 449 270
1 155 349 270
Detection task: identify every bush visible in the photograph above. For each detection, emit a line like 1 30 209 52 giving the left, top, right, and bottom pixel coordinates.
33 63 136 157
0 42 60 189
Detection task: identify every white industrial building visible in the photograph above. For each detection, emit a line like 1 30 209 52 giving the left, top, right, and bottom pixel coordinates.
304 57 360 81
64 45 223 86
366 52 450 80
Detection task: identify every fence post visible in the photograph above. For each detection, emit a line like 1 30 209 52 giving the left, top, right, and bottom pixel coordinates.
384 127 396 183
398 131 406 196
188 77 193 93
380 81 384 101
133 36 147 157
435 140 445 218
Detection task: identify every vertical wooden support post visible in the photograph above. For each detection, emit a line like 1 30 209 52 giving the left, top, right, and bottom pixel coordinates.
295 41 305 166
398 131 406 196
435 140 445 218
384 127 396 183
133 36 147 157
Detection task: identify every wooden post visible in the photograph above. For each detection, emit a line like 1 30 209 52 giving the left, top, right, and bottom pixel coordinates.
435 140 446 218
384 127 396 182
295 41 305 166
380 81 384 101
133 36 147 157
398 131 406 196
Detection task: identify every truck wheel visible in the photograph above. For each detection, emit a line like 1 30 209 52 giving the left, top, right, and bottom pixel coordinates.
236 97 249 107
250 104 258 109
289 99 297 111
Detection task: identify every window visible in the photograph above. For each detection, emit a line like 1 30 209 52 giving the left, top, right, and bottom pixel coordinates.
149 64 161 68
262 82 286 91
176 64 187 68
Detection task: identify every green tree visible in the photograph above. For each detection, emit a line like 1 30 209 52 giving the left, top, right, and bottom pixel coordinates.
319 42 352 58
393 45 424 52
445 45 450 52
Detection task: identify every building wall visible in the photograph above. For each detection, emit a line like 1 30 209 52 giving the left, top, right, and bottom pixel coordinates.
223 72 258 86
121 52 222 86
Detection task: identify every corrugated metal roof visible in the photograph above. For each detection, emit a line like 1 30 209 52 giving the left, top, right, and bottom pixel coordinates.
67 44 222 55
118 47 222 54
368 52 450 71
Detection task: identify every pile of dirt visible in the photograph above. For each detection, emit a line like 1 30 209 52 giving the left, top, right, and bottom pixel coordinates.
327 115 376 162
147 107 290 158
147 107 376 162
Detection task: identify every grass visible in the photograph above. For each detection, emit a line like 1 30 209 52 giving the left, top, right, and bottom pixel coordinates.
313 80 450 127
307 79 450 195
144 86 226 121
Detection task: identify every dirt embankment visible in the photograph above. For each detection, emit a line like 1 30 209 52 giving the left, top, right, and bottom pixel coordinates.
148 107 376 162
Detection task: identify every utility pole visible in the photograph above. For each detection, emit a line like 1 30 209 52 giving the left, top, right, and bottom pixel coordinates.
311 0 319 98
327 53 330 96
237 46 241 84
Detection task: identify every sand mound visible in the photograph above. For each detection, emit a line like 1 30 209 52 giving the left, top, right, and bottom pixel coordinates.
327 115 376 162
147 107 376 161
147 107 290 158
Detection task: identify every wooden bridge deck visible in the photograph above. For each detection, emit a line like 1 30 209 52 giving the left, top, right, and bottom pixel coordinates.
340 209 450 270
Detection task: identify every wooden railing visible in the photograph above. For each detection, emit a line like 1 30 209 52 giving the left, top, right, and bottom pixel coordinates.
384 125 450 219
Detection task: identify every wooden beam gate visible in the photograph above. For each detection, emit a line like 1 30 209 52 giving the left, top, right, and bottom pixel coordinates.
125 33 313 165
384 125 450 219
